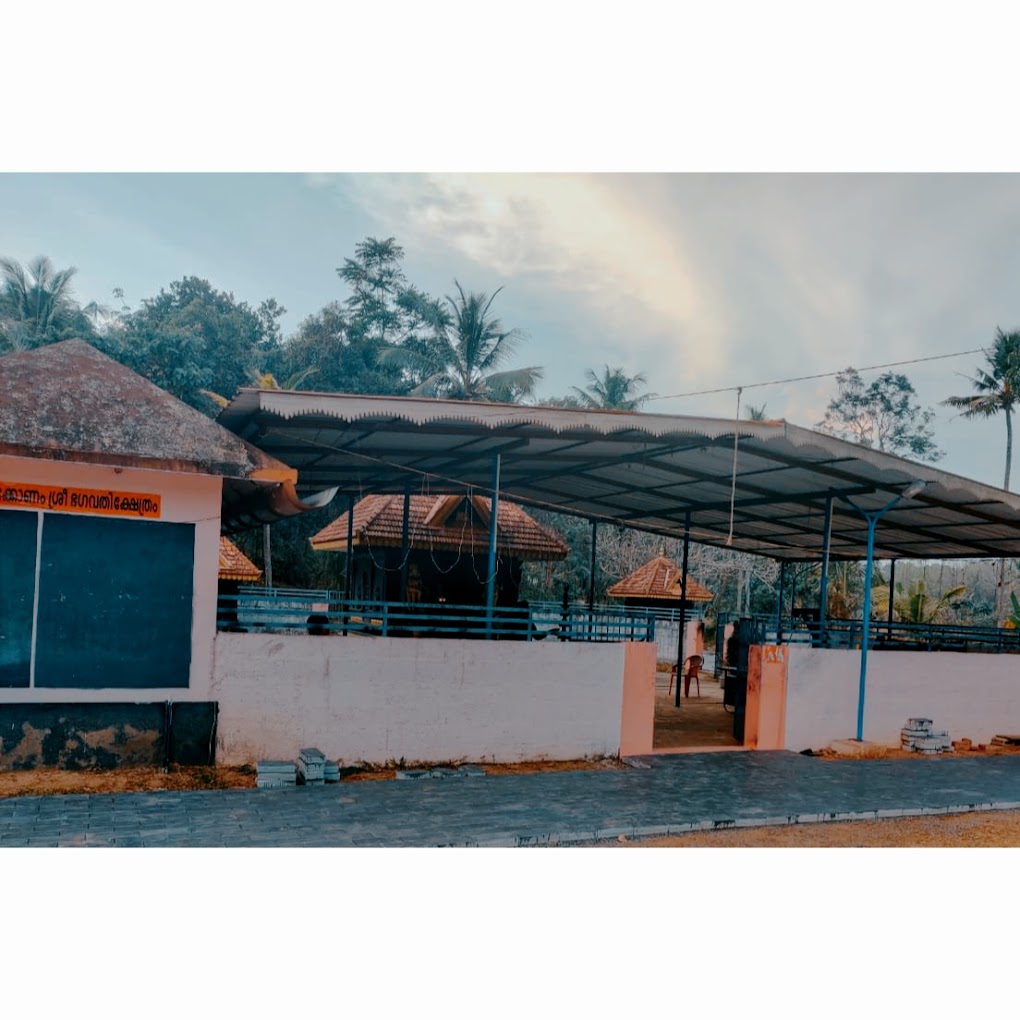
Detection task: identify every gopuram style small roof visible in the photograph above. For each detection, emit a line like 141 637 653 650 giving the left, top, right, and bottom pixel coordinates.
310 493 568 561
607 554 713 603
218 537 262 582
0 339 337 533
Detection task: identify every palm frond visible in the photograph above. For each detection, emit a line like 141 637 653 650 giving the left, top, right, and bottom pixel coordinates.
198 388 230 408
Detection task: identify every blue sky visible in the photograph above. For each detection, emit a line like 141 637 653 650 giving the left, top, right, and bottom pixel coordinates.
3 172 1020 489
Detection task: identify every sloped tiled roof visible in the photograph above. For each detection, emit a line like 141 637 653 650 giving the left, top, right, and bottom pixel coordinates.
218 537 262 581
607 555 713 602
309 494 568 561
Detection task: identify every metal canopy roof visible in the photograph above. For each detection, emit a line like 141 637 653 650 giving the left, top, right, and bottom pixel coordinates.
217 390 1020 562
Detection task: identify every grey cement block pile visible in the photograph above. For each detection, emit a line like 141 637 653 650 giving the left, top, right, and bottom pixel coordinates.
256 761 298 788
901 718 952 754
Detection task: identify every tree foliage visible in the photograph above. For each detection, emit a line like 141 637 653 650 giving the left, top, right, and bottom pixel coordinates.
381 282 542 402
569 365 654 410
943 328 1020 490
279 237 447 395
871 577 968 624
101 276 278 411
817 368 942 461
0 255 94 351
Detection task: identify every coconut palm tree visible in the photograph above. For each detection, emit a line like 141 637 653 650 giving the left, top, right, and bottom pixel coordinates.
381 282 541 402
745 403 769 421
944 329 1020 622
199 366 319 409
0 255 81 347
570 366 655 410
944 329 1020 490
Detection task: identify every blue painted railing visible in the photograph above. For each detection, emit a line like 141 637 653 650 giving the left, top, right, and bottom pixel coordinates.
724 614 1020 654
217 592 656 642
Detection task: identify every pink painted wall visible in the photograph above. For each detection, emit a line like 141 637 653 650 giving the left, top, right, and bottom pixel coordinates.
784 645 1020 749
619 642 658 756
0 454 221 698
211 633 646 764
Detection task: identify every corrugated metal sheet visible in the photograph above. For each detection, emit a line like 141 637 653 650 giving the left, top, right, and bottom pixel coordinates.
218 390 1020 561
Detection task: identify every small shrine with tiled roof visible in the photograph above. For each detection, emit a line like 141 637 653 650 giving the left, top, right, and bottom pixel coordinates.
310 493 567 606
606 553 713 609
218 537 261 583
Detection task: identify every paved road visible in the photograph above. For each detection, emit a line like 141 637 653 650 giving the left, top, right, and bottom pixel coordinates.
3 751 1020 847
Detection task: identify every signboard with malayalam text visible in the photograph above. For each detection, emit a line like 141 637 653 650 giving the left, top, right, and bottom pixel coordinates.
0 481 161 519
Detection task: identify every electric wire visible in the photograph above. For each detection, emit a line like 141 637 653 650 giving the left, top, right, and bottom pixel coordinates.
646 348 986 403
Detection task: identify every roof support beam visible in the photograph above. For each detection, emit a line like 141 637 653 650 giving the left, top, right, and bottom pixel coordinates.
674 513 690 708
485 454 501 639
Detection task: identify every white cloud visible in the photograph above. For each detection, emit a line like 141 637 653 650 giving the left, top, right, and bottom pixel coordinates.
307 172 1020 485
322 173 731 381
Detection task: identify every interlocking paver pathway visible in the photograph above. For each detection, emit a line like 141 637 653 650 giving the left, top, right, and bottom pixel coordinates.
3 751 1020 847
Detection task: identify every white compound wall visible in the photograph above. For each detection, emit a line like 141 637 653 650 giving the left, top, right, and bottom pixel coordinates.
784 645 1020 750
210 632 645 764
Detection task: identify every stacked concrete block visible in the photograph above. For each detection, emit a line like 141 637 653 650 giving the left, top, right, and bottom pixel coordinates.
257 761 298 788
297 747 326 785
901 718 952 754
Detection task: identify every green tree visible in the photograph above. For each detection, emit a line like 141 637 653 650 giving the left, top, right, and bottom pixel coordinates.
1005 591 1020 629
280 237 445 395
818 368 943 461
0 255 94 351
570 365 654 410
943 328 1020 490
384 282 542 401
745 403 769 421
280 301 409 395
104 277 276 411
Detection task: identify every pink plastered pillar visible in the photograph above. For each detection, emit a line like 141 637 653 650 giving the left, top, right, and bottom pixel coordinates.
619 641 658 756
743 644 788 749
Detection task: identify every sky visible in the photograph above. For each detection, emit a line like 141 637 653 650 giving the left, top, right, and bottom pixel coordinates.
3 171 1020 489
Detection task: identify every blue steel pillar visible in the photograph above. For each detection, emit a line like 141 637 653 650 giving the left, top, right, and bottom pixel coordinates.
818 495 832 646
776 560 787 645
848 482 924 741
674 514 691 708
343 492 355 635
485 454 501 639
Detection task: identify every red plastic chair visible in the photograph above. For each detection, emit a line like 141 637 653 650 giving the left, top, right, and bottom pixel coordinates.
668 655 703 698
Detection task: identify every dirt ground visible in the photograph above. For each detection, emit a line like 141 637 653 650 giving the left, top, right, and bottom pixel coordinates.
0 756 624 798
610 809 1020 847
